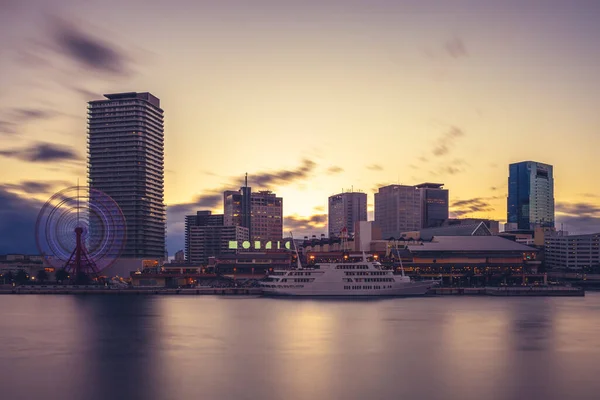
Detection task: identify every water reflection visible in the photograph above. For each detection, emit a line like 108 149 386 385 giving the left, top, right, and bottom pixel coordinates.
74 296 165 400
1 294 600 400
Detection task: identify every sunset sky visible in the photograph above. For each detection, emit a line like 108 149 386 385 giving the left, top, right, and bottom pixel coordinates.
1 0 599 255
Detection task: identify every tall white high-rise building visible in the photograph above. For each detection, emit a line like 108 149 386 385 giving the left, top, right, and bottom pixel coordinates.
328 191 367 238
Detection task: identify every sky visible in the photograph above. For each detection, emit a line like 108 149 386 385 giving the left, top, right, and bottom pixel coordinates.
1 0 600 255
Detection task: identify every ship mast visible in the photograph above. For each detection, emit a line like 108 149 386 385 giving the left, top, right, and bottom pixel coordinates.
289 232 302 269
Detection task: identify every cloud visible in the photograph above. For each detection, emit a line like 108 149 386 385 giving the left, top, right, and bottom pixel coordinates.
12 108 59 120
52 18 129 75
251 158 316 187
433 126 464 157
313 205 325 212
327 166 344 174
0 107 60 135
0 187 41 254
490 186 497 191
555 201 600 234
0 120 17 135
367 164 383 171
0 142 82 163
419 156 428 163
556 202 600 218
165 159 322 254
444 37 468 58
437 158 468 176
450 197 495 217
3 180 72 194
284 214 327 232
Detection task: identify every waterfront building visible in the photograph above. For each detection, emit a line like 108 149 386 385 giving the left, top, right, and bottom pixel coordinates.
187 225 249 265
507 161 554 230
214 252 292 275
88 92 166 259
185 211 224 261
224 183 283 242
416 183 448 228
544 233 600 270
443 218 500 234
401 221 492 241
328 191 367 238
374 185 421 239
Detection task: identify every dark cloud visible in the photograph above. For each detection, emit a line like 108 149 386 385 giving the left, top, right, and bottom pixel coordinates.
0 107 59 135
0 142 82 163
12 108 59 120
433 126 464 157
444 37 468 58
450 197 494 217
437 158 468 176
167 191 223 216
327 166 344 174
441 166 461 175
4 180 72 194
252 158 316 187
0 187 41 254
367 164 383 171
556 202 600 218
70 86 98 100
284 214 327 232
0 120 17 135
52 18 129 75
555 215 600 235
555 202 600 233
165 159 320 254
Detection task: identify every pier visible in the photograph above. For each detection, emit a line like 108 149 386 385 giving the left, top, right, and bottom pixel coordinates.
429 286 584 296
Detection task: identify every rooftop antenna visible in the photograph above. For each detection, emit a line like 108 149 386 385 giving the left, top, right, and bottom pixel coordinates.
245 172 248 187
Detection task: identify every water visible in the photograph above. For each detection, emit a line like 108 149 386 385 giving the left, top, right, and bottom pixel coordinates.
1 294 600 400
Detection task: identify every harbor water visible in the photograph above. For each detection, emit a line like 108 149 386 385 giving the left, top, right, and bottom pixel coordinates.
1 294 600 400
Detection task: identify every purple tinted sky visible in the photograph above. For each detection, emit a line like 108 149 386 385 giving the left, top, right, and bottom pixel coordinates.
1 0 600 254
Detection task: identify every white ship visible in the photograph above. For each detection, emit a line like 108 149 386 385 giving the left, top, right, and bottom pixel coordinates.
261 245 438 296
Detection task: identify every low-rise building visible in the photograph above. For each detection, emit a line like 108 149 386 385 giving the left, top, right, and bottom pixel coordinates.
544 233 600 270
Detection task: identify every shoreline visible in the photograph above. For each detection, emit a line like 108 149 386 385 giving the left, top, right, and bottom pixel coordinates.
0 286 585 296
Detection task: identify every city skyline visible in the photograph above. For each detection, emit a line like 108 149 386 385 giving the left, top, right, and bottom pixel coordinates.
1 0 600 255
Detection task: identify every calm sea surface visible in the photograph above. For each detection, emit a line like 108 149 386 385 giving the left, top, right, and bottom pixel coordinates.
1 294 600 400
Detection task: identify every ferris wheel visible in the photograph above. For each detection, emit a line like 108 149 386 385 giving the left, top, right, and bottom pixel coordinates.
35 186 126 279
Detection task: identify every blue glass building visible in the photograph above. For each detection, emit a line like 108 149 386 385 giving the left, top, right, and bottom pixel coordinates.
507 161 554 230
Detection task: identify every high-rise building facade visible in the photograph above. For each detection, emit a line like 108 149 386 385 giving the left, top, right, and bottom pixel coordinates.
328 191 367 238
251 190 283 241
507 161 554 230
188 225 249 265
185 211 224 262
224 184 283 242
374 185 421 239
416 183 448 228
88 92 166 259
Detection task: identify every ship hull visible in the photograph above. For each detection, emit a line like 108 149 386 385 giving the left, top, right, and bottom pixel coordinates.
261 281 436 297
